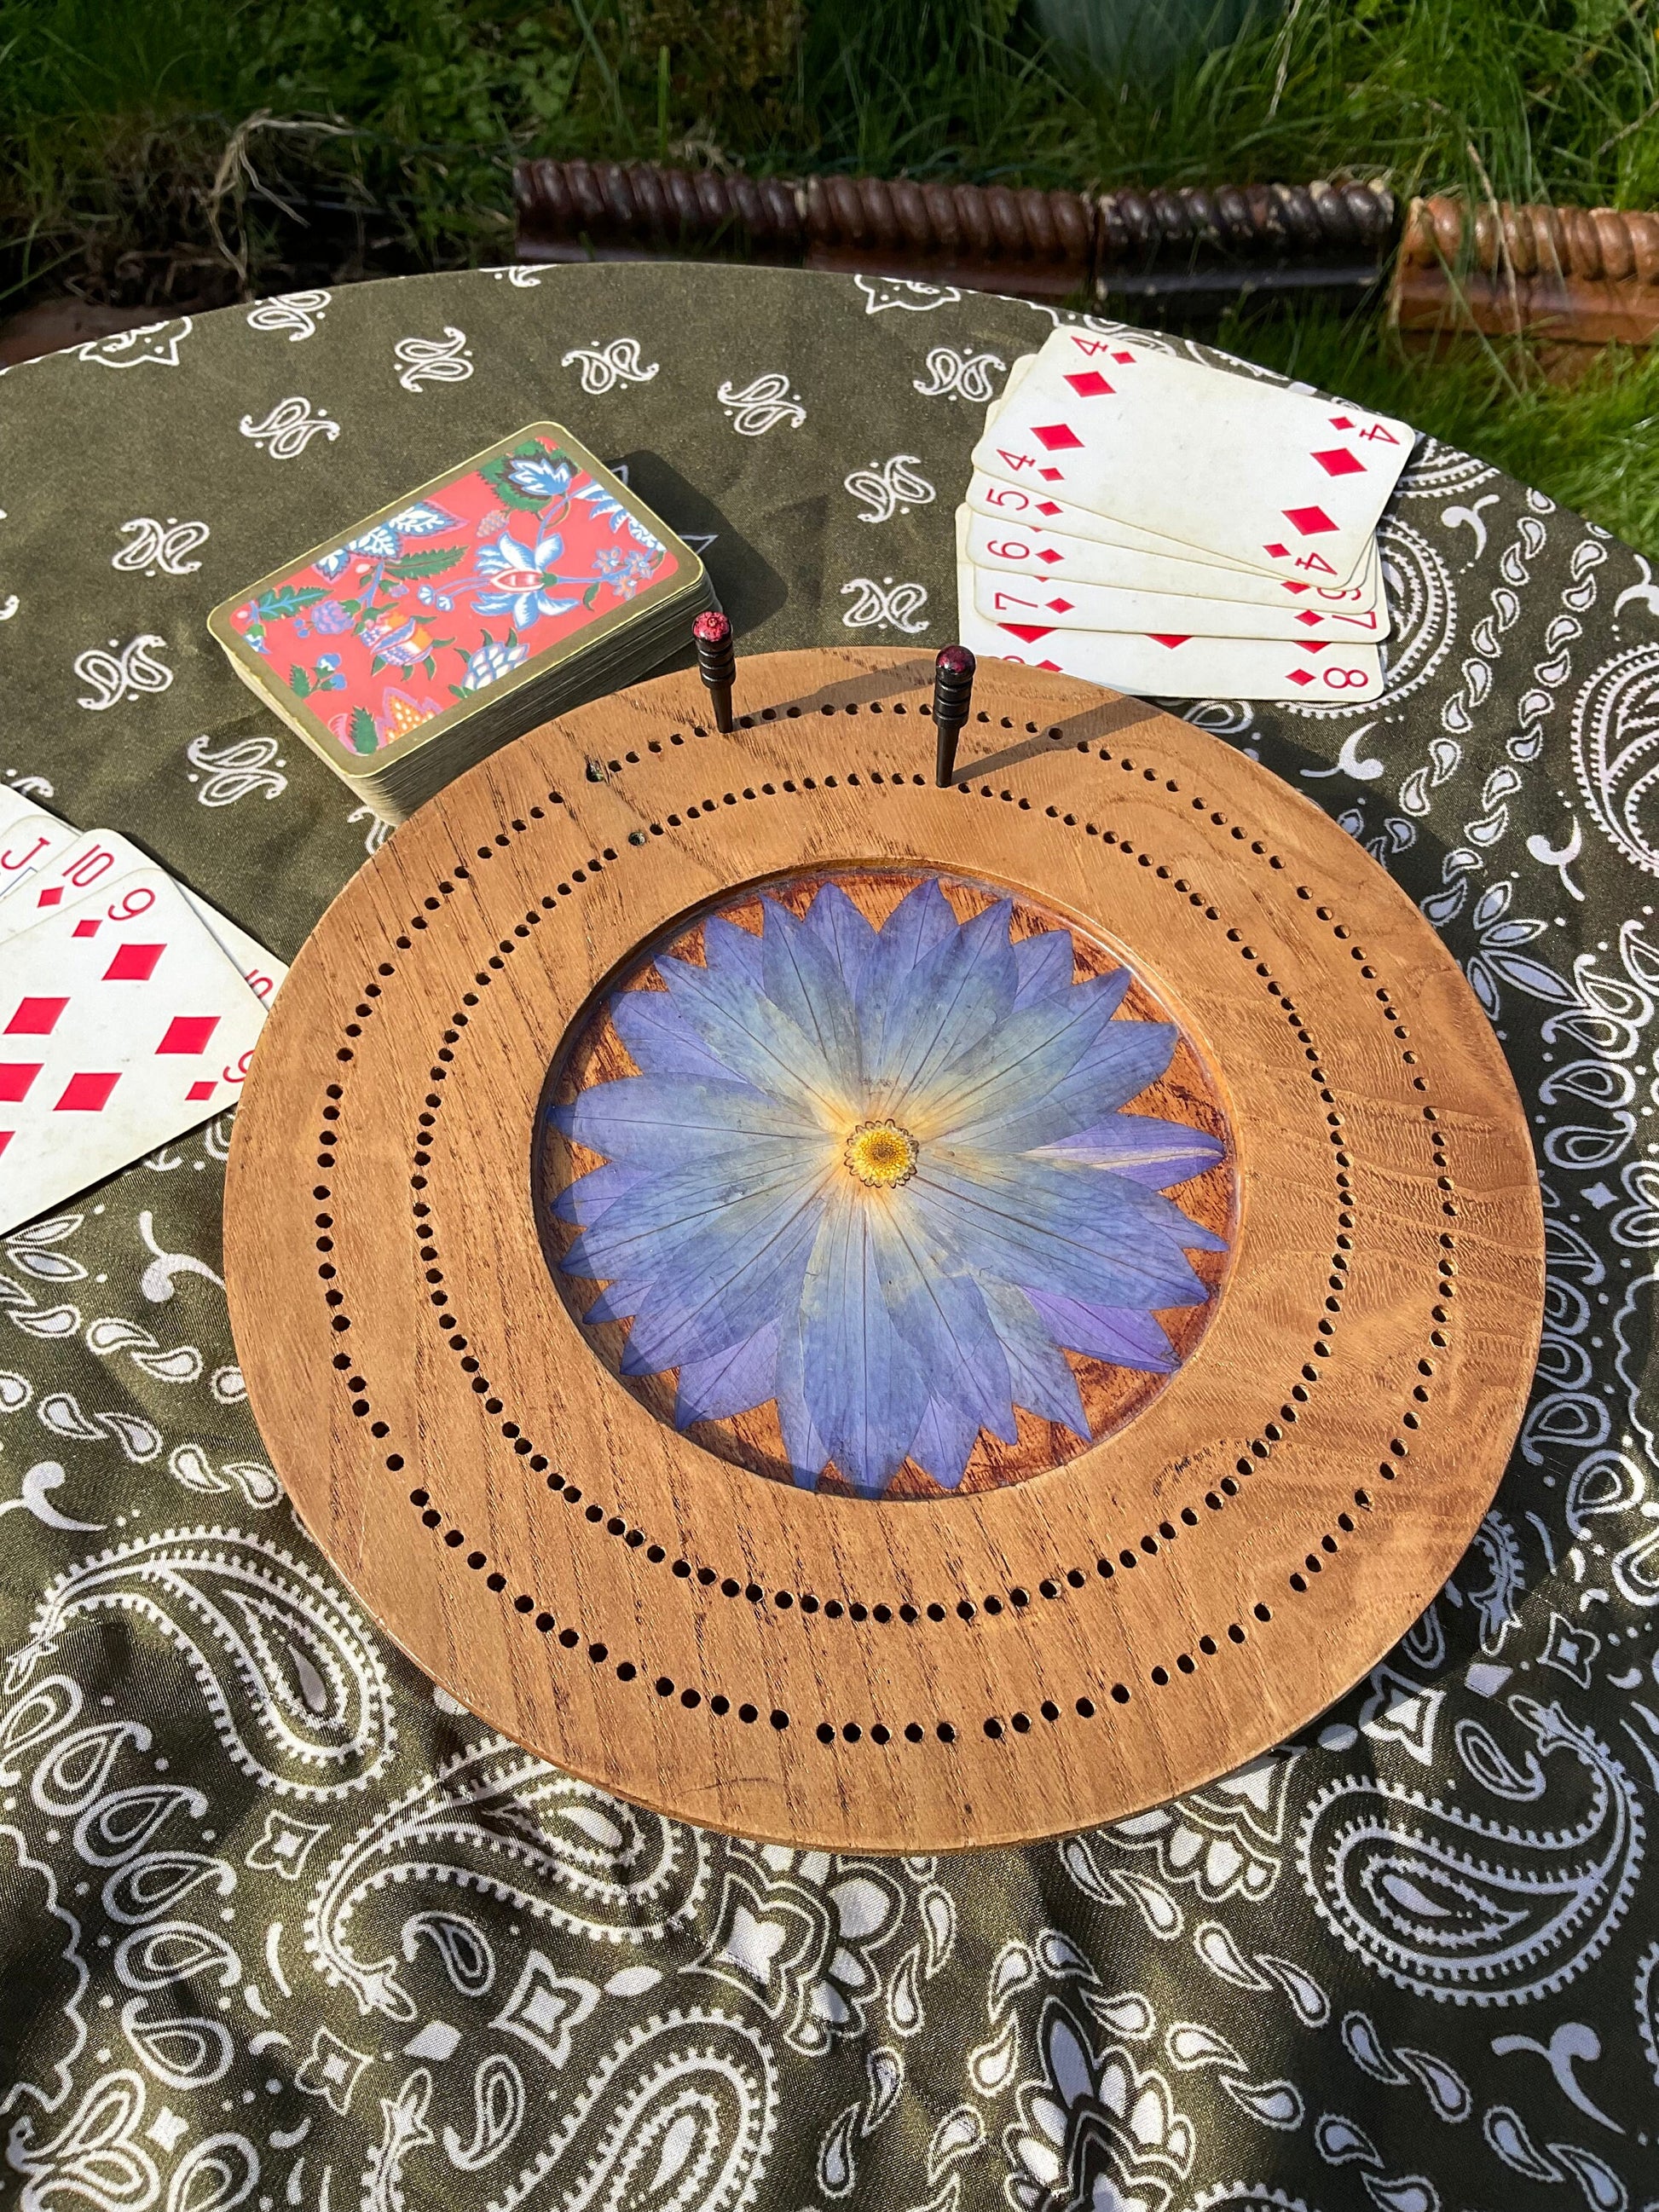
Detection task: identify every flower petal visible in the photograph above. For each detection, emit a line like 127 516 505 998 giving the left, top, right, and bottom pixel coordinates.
1107 1175 1229 1255
702 914 765 988
1012 928 1077 1005
920 968 1133 1137
908 1395 982 1489
1035 1112 1226 1187
557 1075 819 1162
581 1276 655 1325
802 881 877 988
981 1282 1088 1434
797 1187 931 1494
872 1198 1015 1441
760 898 863 1094
553 1158 645 1224
853 879 960 1066
659 951 857 1123
619 1175 825 1371
774 1327 832 1487
674 1322 779 1428
1023 1290 1176 1372
913 1150 1211 1310
609 990 735 1083
564 1142 814 1268
864 899 1018 1111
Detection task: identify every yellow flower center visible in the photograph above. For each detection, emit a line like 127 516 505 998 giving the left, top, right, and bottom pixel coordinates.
843 1118 918 1190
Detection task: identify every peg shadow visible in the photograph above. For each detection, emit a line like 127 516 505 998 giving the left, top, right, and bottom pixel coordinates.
609 449 789 634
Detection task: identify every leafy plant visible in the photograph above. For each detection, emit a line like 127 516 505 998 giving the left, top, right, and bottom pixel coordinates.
249 583 328 622
2 0 1657 543
384 544 467 580
479 451 555 513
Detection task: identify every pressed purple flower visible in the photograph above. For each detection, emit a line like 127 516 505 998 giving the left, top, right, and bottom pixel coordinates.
554 881 1227 1498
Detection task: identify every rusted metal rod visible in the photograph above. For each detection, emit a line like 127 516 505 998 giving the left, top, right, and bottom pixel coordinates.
1391 194 1659 347
517 161 1659 347
515 159 1396 309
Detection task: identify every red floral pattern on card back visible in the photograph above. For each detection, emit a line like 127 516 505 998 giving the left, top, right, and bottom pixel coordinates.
224 436 679 760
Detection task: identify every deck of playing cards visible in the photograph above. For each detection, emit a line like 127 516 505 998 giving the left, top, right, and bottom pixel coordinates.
956 330 1414 704
0 788 285 1237
209 424 716 820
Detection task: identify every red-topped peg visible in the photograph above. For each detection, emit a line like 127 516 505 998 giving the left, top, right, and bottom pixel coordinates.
933 644 976 788
693 609 737 733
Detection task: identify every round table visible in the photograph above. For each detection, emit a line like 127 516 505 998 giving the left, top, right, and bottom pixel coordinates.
0 263 1653 2210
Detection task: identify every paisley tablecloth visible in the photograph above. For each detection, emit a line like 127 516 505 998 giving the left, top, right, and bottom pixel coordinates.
1 263 1656 2212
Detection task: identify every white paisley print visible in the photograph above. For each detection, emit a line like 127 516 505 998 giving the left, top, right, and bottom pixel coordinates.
3 264 1659 2212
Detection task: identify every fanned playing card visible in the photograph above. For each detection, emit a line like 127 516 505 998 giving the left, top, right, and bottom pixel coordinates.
0 788 286 1002
957 514 1384 703
0 865 269 1234
972 328 1413 585
962 507 1386 613
967 468 1262 575
971 563 1390 644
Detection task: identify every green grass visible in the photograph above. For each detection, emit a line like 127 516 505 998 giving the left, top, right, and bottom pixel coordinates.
2 0 1658 545
1222 307 1659 556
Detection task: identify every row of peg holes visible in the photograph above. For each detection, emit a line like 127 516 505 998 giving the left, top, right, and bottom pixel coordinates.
402 781 1341 1622
315 704 1454 1744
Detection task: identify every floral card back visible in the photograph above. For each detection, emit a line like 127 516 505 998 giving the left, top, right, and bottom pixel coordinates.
208 425 702 776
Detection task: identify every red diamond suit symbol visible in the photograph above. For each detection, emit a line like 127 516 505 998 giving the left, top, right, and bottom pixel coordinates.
1281 505 1338 536
157 1015 221 1055
6 997 66 1036
55 1071 120 1112
103 943 165 983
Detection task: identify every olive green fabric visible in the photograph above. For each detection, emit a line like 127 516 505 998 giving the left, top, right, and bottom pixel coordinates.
1 263 1655 2211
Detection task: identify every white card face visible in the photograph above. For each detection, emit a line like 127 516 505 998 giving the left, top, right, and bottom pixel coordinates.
958 598 1384 702
960 598 1384 702
0 823 171 928
0 815 286 1003
973 326 1413 583
0 867 269 1235
980 356 1266 576
971 559 1391 643
967 471 1264 575
955 530 1384 702
0 786 78 898
978 361 1263 574
963 505 1385 613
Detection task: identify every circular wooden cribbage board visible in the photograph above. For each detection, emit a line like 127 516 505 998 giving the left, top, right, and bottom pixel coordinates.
227 647 1544 1852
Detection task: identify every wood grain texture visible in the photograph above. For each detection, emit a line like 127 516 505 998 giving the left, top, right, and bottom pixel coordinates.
226 646 1545 1851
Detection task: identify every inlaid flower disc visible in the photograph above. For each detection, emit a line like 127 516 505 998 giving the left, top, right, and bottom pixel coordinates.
227 647 1543 1851
540 868 1234 1499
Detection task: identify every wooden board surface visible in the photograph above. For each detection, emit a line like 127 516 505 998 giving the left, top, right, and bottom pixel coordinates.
226 646 1544 1851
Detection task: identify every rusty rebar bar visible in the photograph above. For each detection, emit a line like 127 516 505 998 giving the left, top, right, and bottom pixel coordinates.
514 159 1397 309
1391 194 1659 346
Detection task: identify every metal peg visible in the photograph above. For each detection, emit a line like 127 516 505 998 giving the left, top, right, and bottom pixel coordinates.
693 609 736 733
933 644 975 787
